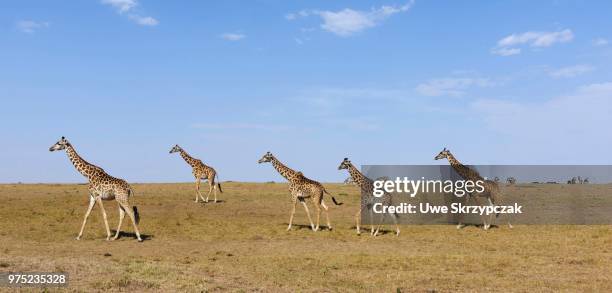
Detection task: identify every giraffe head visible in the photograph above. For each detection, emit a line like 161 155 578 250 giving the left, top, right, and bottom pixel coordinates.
338 158 352 170
434 147 451 160
258 151 274 164
169 144 182 154
49 136 69 152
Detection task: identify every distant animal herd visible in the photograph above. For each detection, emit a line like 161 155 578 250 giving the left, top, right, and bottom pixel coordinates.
48 137 589 242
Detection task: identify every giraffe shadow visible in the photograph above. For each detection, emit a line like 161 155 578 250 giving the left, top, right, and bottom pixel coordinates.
198 200 226 205
110 230 153 241
458 223 500 229
350 226 395 235
283 223 333 231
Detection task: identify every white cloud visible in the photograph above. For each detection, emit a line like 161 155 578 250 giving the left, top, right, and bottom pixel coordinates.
221 33 246 41
129 15 158 26
592 38 609 46
491 47 521 56
286 1 414 37
492 29 573 56
316 9 377 36
548 65 594 78
286 10 310 20
101 0 137 13
16 20 49 33
101 0 158 26
416 78 495 97
497 29 573 47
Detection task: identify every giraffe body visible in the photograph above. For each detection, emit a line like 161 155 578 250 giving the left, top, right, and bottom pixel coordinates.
338 158 400 236
49 137 143 242
258 152 342 232
170 145 222 203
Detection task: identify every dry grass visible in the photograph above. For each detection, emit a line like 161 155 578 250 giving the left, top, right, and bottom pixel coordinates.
0 183 611 292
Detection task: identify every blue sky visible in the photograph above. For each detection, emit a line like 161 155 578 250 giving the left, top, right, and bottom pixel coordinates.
1 0 611 183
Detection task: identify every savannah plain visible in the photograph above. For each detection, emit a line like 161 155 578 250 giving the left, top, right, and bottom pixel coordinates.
0 182 611 292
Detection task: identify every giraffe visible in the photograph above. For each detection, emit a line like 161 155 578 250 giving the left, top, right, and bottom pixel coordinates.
49 137 143 242
169 145 222 203
434 147 512 230
338 158 400 236
258 152 342 231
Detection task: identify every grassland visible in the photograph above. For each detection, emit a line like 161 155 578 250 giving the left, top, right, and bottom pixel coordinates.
0 182 611 292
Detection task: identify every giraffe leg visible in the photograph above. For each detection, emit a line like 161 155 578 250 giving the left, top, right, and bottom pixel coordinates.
214 184 218 203
473 197 489 230
456 196 466 229
456 213 466 229
213 178 218 203
76 196 96 240
120 202 143 242
373 225 382 237
392 213 400 237
195 178 202 203
97 197 111 241
314 198 321 232
487 197 495 230
287 197 298 231
112 205 125 240
370 207 375 235
493 193 513 229
321 201 332 231
373 199 387 236
355 208 362 235
300 201 316 231
506 204 514 229
205 181 213 203
373 214 383 237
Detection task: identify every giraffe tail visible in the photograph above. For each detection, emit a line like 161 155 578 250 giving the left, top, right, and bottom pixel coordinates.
324 189 343 205
127 188 141 224
216 174 223 193
133 206 140 224
331 196 343 205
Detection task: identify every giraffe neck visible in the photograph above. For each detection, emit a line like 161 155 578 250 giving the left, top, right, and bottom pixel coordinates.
446 152 483 181
65 144 100 179
347 163 373 188
270 157 300 181
179 149 199 167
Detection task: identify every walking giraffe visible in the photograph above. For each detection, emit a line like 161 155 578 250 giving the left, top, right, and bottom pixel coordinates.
338 158 400 236
169 145 222 203
258 152 342 231
49 137 143 241
435 147 512 230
